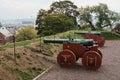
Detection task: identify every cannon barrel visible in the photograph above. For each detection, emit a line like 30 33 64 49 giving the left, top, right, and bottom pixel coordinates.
74 31 101 35
44 38 94 46
44 39 68 44
74 31 105 47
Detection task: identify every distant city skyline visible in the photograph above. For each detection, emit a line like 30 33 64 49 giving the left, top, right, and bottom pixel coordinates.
0 0 120 20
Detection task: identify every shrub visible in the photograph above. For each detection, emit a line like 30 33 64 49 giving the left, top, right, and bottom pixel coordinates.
16 26 37 41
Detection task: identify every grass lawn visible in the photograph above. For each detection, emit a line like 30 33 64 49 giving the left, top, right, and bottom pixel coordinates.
102 31 120 40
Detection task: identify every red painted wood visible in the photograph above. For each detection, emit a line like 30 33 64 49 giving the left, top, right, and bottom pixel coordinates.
85 34 105 47
57 50 76 68
82 51 102 70
63 42 86 60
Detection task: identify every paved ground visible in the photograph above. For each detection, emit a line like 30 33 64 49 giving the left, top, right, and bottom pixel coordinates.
37 40 120 80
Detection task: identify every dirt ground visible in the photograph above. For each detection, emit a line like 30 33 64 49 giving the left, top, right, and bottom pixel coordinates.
0 45 46 80
37 40 120 80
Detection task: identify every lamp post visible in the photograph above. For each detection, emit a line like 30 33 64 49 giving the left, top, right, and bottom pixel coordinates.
8 26 17 64
13 34 16 64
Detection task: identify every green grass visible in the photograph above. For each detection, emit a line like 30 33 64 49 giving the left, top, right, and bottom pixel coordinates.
0 30 119 51
1 63 43 80
14 68 35 80
0 38 39 51
102 31 120 40
44 30 84 39
72 30 120 40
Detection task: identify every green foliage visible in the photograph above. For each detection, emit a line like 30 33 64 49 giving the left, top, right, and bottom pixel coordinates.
16 26 37 41
92 3 112 28
36 0 78 36
48 0 79 25
36 9 48 28
78 6 95 30
78 3 120 30
38 14 75 36
49 1 78 15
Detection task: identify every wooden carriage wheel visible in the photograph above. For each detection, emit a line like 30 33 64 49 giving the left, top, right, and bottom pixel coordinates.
57 50 76 68
82 51 102 70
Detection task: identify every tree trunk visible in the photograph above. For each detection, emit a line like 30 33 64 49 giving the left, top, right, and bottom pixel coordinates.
88 21 96 30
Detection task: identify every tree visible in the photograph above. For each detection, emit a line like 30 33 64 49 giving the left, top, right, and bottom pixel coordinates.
36 1 79 35
16 26 37 41
48 0 79 25
107 11 120 28
36 9 48 28
78 3 120 30
91 3 110 28
40 14 75 36
78 6 95 30
91 3 120 29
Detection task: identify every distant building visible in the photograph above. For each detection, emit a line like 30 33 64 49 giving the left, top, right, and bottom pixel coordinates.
22 21 34 24
6 26 17 34
0 26 13 45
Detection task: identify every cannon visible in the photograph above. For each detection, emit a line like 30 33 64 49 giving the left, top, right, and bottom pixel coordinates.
44 38 102 70
74 31 105 47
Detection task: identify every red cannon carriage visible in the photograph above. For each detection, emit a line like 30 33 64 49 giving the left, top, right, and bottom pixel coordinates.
74 31 105 47
44 39 102 70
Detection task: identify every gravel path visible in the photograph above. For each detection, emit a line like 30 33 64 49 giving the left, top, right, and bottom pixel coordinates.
37 40 120 80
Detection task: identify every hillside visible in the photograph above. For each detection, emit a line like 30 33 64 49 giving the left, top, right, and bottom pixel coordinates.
0 30 120 80
0 43 46 80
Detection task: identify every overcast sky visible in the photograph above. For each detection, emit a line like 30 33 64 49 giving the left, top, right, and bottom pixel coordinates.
0 0 120 20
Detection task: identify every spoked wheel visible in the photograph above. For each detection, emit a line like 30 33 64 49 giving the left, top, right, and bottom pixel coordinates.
82 51 102 70
57 50 76 68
